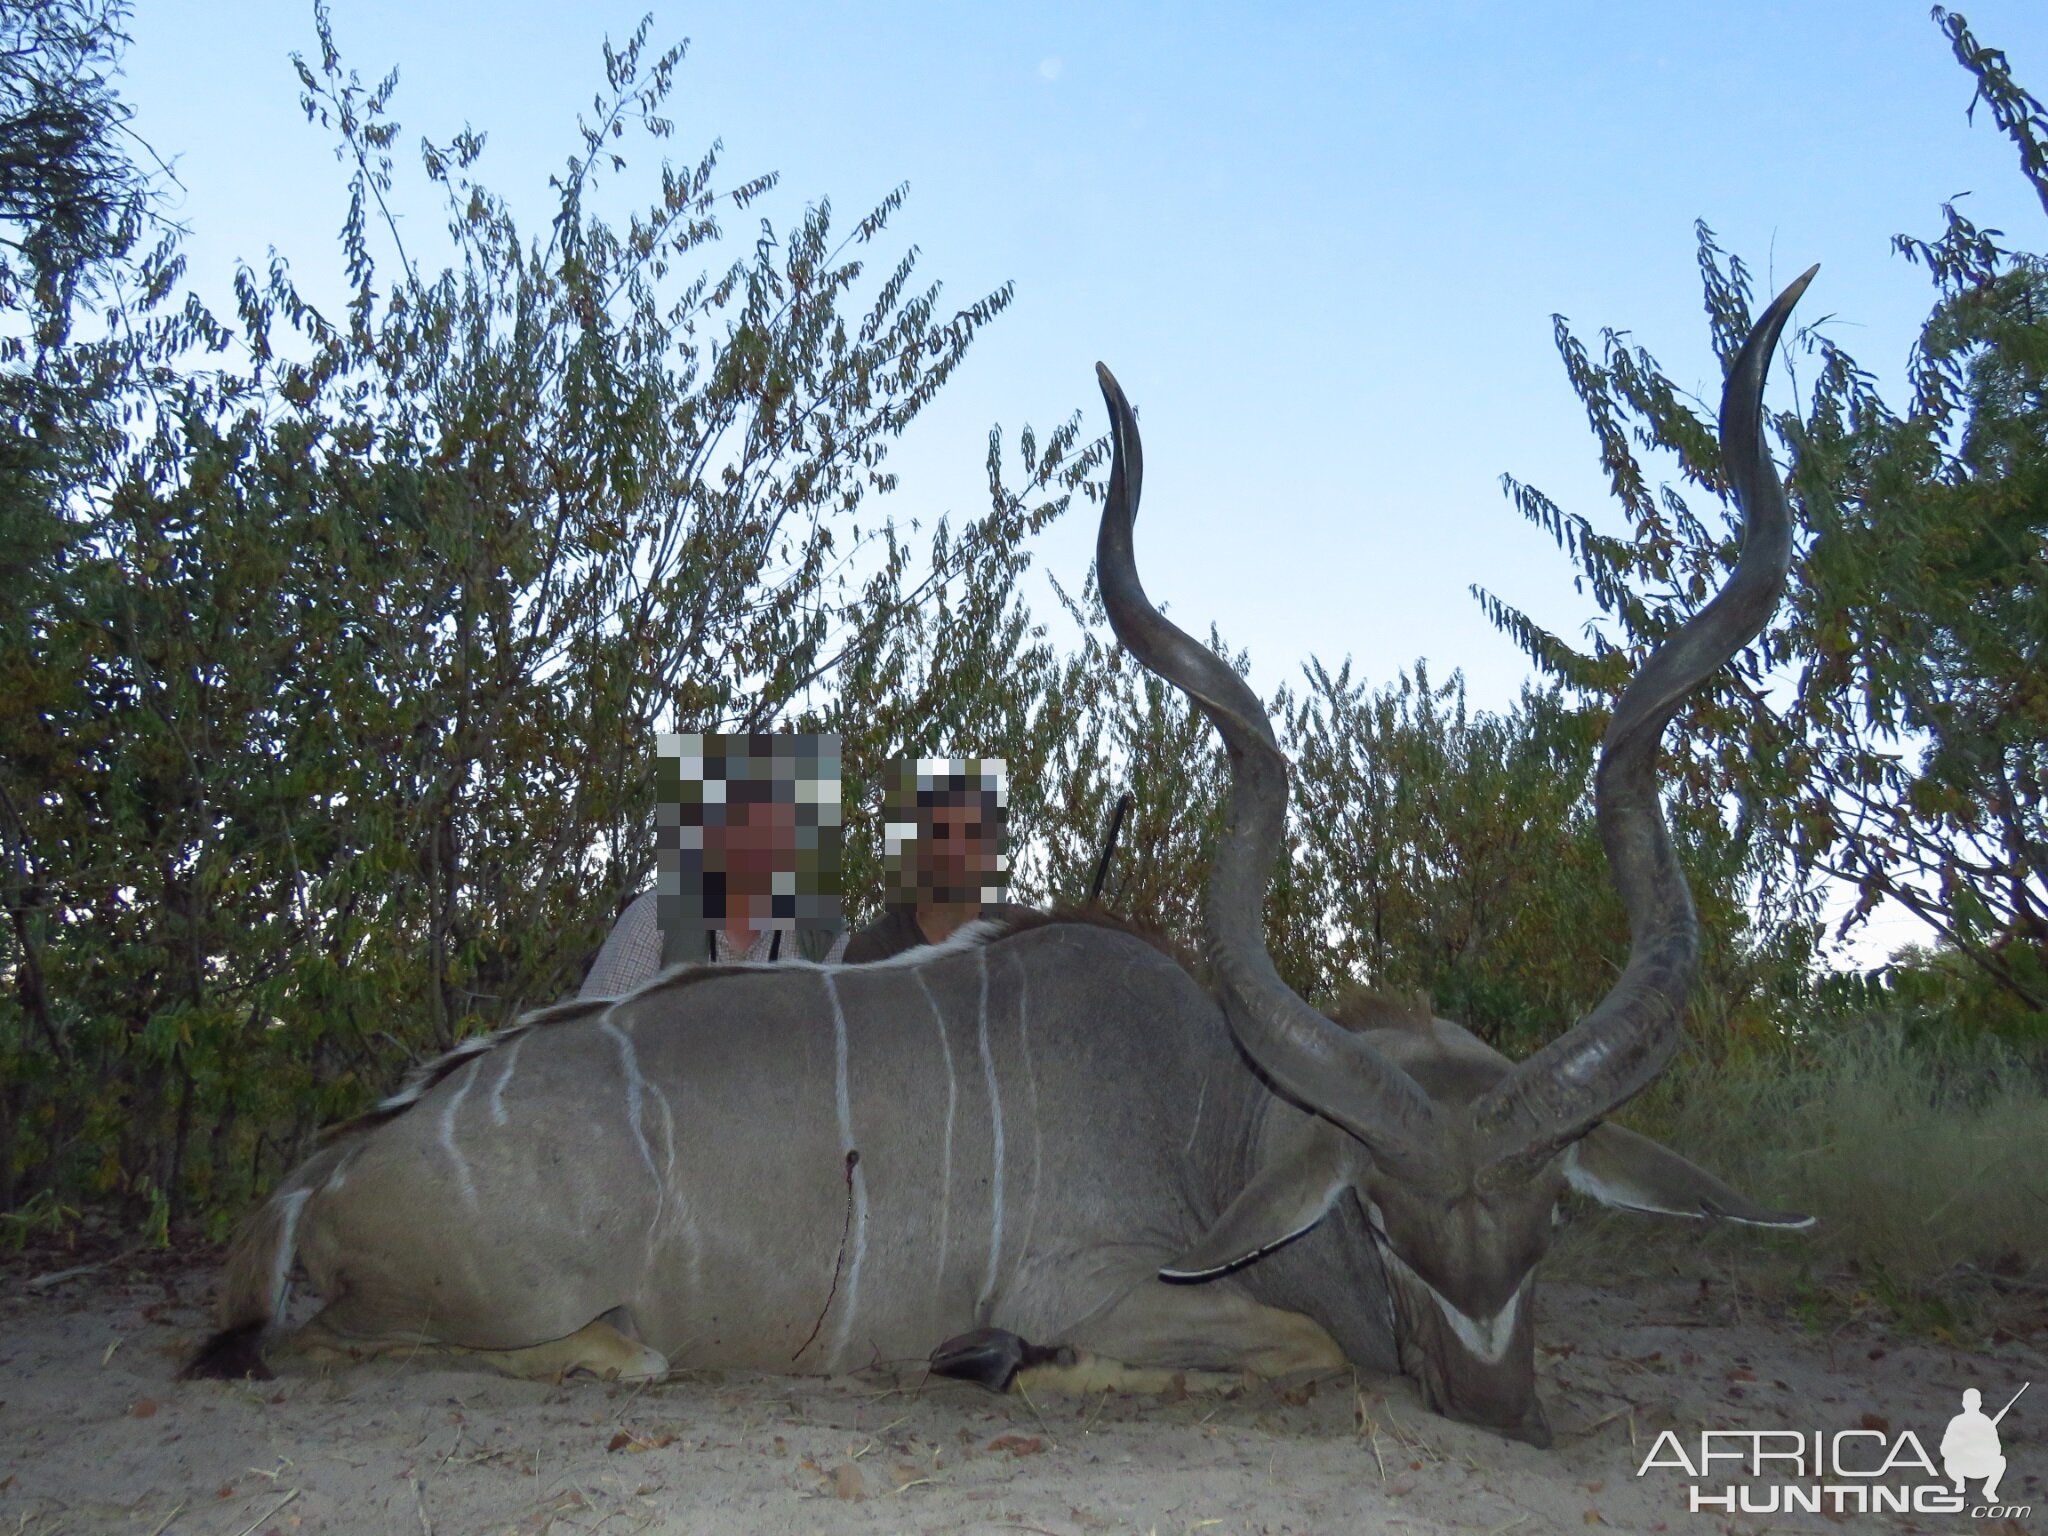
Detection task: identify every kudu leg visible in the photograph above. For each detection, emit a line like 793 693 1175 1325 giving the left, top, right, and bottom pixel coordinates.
1059 1280 1348 1380
931 1281 1346 1396
279 1308 669 1383
467 1316 669 1383
928 1326 1254 1396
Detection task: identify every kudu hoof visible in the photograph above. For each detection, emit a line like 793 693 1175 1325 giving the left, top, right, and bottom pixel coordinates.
928 1327 1072 1390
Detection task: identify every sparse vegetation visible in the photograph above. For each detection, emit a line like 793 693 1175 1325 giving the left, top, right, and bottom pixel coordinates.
1555 988 2048 1335
0 2 2041 1354
1477 8 2048 1022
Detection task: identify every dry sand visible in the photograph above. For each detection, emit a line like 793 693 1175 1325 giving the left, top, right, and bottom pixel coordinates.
2 1242 2040 1536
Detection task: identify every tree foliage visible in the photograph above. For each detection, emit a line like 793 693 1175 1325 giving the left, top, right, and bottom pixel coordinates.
1275 663 1798 1056
1477 8 2047 1022
2 5 1809 1235
0 0 163 325
0 8 1096 1223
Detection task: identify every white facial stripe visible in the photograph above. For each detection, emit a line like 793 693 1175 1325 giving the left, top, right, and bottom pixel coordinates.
1376 1239 1528 1365
1433 1276 1523 1363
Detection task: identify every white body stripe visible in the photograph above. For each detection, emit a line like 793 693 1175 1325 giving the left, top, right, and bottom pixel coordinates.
576 916 1011 1001
599 1016 665 1246
1185 1073 1209 1154
271 1189 310 1318
975 947 1006 1311
646 1073 699 1289
373 916 1026 1126
488 1032 523 1126
1008 955 1043 1293
915 969 957 1292
822 973 870 1369
440 1059 482 1211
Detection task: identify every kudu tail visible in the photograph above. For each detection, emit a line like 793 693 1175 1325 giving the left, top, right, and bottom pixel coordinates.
179 1141 349 1381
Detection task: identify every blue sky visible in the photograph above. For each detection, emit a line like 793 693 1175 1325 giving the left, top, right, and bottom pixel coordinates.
120 2 2045 960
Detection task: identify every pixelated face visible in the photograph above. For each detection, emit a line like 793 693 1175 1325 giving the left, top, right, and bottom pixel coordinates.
657 731 843 933
884 757 1008 908
918 796 998 903
711 795 798 882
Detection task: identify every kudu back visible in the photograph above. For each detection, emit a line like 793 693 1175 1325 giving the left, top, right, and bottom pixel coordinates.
186 270 1819 1445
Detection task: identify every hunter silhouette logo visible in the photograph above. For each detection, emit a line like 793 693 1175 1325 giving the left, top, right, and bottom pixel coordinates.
1943 1384 2025 1505
1636 1381 2032 1519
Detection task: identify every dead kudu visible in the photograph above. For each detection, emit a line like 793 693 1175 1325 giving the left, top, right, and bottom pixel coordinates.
184 270 1818 1444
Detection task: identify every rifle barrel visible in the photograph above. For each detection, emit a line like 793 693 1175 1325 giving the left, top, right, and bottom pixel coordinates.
1992 1381 2029 1424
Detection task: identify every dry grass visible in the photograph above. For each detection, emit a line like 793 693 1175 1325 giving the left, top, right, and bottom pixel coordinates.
1549 1018 2048 1334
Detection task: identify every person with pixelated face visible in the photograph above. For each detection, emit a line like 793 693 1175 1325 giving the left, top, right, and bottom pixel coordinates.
841 757 1036 964
579 733 846 997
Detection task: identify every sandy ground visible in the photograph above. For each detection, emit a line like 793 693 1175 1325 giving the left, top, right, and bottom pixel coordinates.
1 1242 2041 1536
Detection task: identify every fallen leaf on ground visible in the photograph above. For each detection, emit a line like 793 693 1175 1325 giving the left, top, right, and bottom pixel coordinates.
986 1435 1045 1456
605 1429 676 1453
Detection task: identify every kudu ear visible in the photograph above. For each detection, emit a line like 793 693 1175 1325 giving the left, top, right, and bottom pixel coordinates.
1160 1122 1359 1281
1566 1123 1814 1228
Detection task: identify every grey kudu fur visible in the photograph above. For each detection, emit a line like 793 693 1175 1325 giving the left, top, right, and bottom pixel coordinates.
185 270 1819 1444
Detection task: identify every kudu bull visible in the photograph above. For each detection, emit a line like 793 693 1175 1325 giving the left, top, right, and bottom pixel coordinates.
186 268 1818 1443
